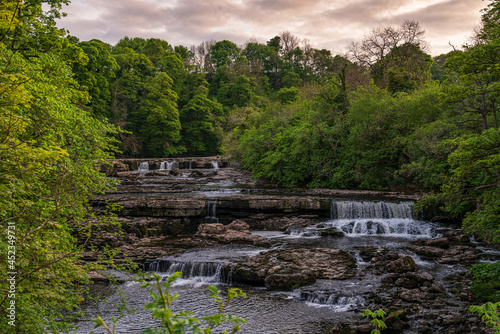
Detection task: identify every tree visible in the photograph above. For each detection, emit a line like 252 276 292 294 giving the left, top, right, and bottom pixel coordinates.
72 39 119 119
0 3 120 333
142 38 173 65
479 0 500 41
209 40 241 69
180 86 224 155
348 19 427 70
138 73 183 157
372 43 433 93
110 48 155 156
443 40 500 131
442 129 500 244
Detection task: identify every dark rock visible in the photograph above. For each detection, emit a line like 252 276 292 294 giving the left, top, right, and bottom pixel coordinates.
386 256 419 273
194 221 272 246
320 228 344 237
233 248 356 288
226 220 250 231
406 245 446 258
330 321 346 332
197 223 226 234
357 323 374 333
264 273 316 290
437 245 478 264
426 237 450 249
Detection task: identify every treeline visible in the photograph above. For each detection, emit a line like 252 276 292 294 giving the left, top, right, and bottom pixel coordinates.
70 30 373 157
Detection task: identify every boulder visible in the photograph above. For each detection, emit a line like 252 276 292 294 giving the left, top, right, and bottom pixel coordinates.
426 237 450 249
233 248 356 289
197 223 226 234
194 221 272 246
437 245 478 264
386 256 419 273
227 220 250 231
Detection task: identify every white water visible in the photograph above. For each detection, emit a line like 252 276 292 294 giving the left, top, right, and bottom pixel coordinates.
319 200 434 238
210 161 219 170
147 260 229 286
331 200 414 220
322 218 434 238
205 199 219 223
137 161 149 171
159 160 179 170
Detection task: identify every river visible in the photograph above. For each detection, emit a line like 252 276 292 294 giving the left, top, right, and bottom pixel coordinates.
71 160 500 333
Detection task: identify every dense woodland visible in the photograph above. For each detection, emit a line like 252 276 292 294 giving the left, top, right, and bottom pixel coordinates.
0 0 499 333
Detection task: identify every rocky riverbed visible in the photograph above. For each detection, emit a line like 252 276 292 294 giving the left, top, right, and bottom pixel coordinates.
78 158 499 334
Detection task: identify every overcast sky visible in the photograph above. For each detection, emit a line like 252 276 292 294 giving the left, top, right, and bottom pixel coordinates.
56 0 487 56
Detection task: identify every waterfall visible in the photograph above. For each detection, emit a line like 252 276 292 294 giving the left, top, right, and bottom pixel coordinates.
137 162 149 171
286 225 322 238
210 161 219 170
300 289 365 311
186 161 193 169
205 200 219 223
144 259 231 285
325 200 434 237
159 160 179 170
330 200 414 219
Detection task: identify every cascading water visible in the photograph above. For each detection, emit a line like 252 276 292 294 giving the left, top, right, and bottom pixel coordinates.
144 259 231 285
205 199 219 223
300 289 365 311
137 161 149 171
330 200 414 220
159 160 179 170
324 200 434 238
210 161 219 170
286 225 322 238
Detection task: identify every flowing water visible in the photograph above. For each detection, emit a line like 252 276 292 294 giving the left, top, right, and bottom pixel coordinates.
159 160 179 170
74 170 500 334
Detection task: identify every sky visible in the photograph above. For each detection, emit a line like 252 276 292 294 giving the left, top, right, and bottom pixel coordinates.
56 0 487 56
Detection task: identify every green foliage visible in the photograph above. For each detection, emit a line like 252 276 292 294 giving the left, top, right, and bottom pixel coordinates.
137 73 184 157
276 87 299 104
73 39 118 119
362 308 388 334
440 129 500 240
469 262 500 302
180 89 224 156
210 40 241 69
469 302 500 333
0 12 121 333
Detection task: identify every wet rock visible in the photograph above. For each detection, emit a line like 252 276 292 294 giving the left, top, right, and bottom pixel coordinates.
87 271 110 284
197 223 226 234
244 216 318 231
406 245 447 259
320 228 344 237
386 256 418 273
399 288 429 303
426 237 450 249
437 245 478 264
394 272 434 289
194 221 272 246
264 273 316 290
233 248 356 288
330 321 346 332
226 220 250 231
444 230 472 243
356 323 375 333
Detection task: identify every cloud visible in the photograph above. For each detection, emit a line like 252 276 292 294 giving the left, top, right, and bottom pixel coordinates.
57 0 484 55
